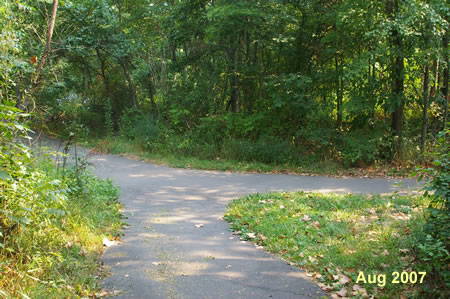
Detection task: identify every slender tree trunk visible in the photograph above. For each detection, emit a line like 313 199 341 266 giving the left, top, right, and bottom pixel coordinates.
225 43 240 113
421 0 431 154
258 42 264 100
443 34 449 130
147 76 158 116
96 48 110 99
421 64 430 154
14 70 23 108
120 59 138 108
335 55 343 128
34 0 58 83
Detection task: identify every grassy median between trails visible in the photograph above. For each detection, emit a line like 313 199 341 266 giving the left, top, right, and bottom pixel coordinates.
224 192 446 298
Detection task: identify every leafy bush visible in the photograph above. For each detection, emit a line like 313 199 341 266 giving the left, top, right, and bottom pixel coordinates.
1 104 66 244
222 136 294 164
119 107 158 145
104 98 114 136
415 128 450 293
336 130 381 166
0 103 122 297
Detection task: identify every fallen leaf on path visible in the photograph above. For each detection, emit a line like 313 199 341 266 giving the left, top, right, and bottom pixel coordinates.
103 237 118 247
313 272 322 279
317 282 334 292
194 224 204 228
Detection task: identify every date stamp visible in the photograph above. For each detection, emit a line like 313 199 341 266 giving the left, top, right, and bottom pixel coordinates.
356 271 426 287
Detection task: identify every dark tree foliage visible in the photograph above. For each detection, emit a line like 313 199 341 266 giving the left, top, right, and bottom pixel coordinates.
2 0 449 167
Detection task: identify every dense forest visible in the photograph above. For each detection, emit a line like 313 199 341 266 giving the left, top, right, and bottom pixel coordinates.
1 0 449 167
1 1 449 297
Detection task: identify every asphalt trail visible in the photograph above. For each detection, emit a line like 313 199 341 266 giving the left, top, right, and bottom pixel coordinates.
36 136 420 299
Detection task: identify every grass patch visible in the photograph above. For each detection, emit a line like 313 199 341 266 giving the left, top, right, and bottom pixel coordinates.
0 161 123 298
81 136 413 178
224 192 442 298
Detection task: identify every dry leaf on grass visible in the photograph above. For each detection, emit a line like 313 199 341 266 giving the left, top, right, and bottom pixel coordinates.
246 233 256 239
308 256 317 263
311 221 321 229
352 284 368 297
303 215 312 221
336 287 347 297
338 274 351 285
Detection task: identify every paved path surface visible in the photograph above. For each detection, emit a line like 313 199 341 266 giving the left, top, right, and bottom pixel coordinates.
36 136 420 299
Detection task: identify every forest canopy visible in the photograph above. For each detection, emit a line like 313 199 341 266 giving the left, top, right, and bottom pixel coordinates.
1 0 449 168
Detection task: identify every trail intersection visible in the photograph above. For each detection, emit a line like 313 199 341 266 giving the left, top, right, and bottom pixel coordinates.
38 136 419 298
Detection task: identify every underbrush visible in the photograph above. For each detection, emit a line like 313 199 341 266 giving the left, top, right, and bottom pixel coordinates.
37 106 420 177
224 192 448 298
0 158 122 298
1 104 122 297
83 135 415 178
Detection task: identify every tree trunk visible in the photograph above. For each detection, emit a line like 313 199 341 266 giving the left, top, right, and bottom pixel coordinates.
96 48 110 99
387 0 405 137
421 64 430 154
34 0 58 83
225 44 240 113
258 42 264 100
443 34 449 130
335 55 343 128
421 0 431 154
120 59 138 108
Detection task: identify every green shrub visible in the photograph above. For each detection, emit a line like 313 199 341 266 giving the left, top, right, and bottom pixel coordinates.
336 129 382 166
222 136 293 164
104 98 114 136
1 103 122 297
415 128 450 293
119 107 158 145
